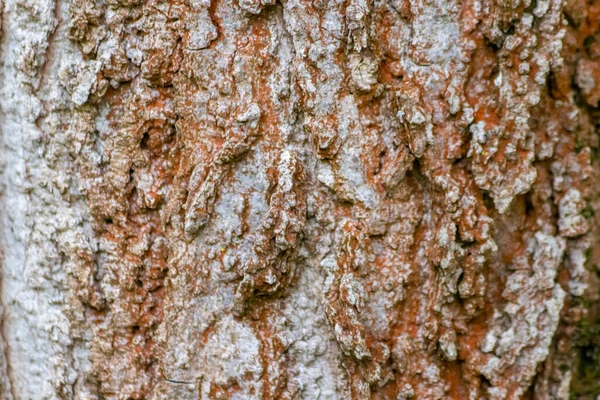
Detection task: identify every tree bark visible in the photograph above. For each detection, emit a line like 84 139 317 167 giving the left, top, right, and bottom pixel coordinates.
0 0 599 398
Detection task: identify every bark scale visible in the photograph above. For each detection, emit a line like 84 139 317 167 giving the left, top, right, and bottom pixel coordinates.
0 0 599 399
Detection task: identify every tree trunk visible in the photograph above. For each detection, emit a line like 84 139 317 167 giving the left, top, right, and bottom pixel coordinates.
0 0 599 398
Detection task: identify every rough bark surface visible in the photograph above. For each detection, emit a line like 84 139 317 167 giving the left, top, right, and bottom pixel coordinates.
1 0 600 398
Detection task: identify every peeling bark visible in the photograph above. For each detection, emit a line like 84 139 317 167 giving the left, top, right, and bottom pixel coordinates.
1 0 600 398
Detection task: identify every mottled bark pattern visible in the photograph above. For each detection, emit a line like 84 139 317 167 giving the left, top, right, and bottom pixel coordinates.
1 0 600 398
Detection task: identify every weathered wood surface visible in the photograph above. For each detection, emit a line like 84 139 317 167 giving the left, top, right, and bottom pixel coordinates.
0 0 599 398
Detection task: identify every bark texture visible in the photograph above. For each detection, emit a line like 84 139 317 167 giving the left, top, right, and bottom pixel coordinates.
1 0 600 398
